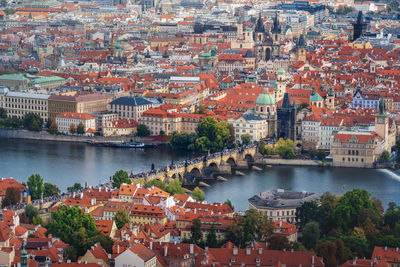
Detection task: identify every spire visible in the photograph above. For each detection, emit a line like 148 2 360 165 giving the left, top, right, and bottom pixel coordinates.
271 12 280 34
21 241 28 267
255 12 265 33
0 209 2 221
378 96 387 116
297 34 306 47
312 85 315 95
282 92 291 109
320 83 324 92
328 86 334 96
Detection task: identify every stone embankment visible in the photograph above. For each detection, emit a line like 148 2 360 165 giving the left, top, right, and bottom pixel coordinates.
0 129 163 144
262 157 322 166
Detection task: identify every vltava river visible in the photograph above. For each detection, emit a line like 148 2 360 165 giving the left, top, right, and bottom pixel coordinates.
0 139 399 211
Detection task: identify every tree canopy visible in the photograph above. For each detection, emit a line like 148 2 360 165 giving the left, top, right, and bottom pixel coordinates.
111 170 131 188
23 113 43 131
2 187 21 208
114 209 129 229
43 182 60 198
46 205 113 257
137 124 150 137
195 117 231 153
76 122 85 135
27 174 44 200
276 138 295 159
192 187 205 201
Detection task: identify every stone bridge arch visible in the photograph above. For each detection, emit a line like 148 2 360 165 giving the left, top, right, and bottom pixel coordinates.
226 157 236 166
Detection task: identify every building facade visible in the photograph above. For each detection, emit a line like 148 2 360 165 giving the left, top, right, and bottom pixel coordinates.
0 87 49 122
55 112 96 135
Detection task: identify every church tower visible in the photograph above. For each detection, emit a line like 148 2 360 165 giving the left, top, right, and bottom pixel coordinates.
237 16 244 39
271 12 281 58
276 68 287 102
310 86 324 108
326 86 335 110
255 87 277 138
375 96 389 150
295 34 307 62
353 11 365 41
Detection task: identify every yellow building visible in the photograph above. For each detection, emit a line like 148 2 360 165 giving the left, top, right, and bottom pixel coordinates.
130 205 167 225
331 131 383 168
48 92 111 120
180 216 233 242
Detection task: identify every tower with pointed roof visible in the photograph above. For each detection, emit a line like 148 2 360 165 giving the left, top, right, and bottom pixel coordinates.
21 241 28 267
277 93 296 140
353 11 365 41
254 13 282 65
326 86 335 110
295 34 307 62
375 96 389 150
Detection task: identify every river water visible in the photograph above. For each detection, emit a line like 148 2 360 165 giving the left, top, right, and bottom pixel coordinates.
0 139 399 211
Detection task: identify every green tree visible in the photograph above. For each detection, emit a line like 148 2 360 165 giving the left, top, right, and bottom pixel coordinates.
23 113 43 131
49 120 58 134
165 178 185 195
379 150 390 162
296 201 319 231
69 123 76 134
137 124 150 137
63 245 77 262
32 215 43 225
195 117 231 153
43 182 60 197
317 192 339 236
67 183 83 193
76 122 85 135
275 138 295 159
192 187 205 201
190 218 203 245
145 179 167 190
227 124 236 148
206 226 218 248
268 235 292 250
27 174 44 200
226 209 274 248
333 189 378 232
1 187 21 208
241 133 251 145
0 108 6 119
259 140 266 155
24 204 39 224
113 209 129 229
46 205 112 257
224 199 234 211
168 132 197 151
302 222 320 250
315 241 338 267
112 170 131 188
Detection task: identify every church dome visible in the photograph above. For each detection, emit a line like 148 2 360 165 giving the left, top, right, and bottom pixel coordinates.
256 89 276 105
277 68 286 75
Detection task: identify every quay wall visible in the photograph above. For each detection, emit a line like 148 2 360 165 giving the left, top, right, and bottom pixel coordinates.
0 129 138 143
262 158 322 166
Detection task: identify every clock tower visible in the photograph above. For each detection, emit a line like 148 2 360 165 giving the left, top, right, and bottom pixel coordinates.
375 96 389 150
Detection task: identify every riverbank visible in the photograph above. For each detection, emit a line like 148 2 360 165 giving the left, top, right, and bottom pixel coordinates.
0 128 167 144
262 157 322 166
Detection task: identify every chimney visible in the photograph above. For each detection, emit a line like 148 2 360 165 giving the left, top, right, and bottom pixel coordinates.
233 247 238 256
279 220 282 227
80 193 83 199
312 256 315 265
164 246 168 257
73 192 76 198
150 242 153 250
67 260 71 263
99 187 101 192
258 248 262 255
246 247 251 255
117 245 120 254
385 246 388 251
353 258 357 265
397 247 399 252
190 244 194 254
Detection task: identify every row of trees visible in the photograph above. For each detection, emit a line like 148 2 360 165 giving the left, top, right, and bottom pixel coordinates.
0 108 43 131
258 138 295 159
169 117 235 153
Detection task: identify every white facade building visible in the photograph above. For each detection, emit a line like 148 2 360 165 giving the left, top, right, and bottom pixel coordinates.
55 112 96 135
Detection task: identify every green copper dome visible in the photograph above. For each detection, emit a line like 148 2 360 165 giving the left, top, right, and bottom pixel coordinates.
256 89 276 105
277 68 286 75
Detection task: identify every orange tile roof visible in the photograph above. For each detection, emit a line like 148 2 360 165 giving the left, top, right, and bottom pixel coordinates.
56 112 95 120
